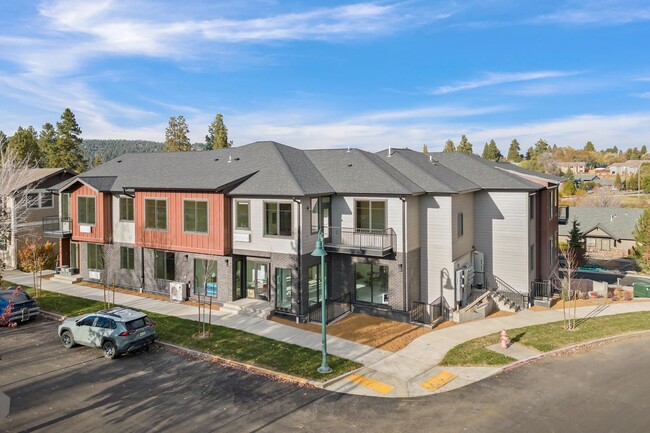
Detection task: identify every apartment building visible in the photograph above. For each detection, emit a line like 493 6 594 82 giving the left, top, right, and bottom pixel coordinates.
45 141 561 322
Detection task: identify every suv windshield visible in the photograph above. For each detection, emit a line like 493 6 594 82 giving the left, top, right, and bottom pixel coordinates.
125 318 146 331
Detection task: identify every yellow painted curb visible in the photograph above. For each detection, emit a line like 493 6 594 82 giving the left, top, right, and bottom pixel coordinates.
420 371 457 392
347 373 394 394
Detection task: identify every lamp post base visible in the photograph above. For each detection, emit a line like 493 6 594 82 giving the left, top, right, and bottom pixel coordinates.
317 365 332 374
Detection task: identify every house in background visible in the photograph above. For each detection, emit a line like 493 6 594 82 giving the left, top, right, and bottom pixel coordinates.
557 161 587 174
609 160 645 175
559 207 644 255
45 142 561 323
1 168 76 269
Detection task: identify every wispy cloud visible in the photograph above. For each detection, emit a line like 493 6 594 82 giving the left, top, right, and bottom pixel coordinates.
637 92 650 99
432 71 578 95
535 1 650 25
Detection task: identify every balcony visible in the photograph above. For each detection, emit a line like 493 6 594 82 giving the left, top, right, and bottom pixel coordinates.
324 227 396 257
43 217 72 238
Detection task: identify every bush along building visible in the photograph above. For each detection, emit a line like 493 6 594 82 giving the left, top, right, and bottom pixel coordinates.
45 141 561 323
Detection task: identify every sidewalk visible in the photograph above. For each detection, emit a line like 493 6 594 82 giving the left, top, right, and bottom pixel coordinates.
6 269 650 398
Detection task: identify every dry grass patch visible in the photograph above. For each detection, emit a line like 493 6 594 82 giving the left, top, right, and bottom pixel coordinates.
272 313 431 352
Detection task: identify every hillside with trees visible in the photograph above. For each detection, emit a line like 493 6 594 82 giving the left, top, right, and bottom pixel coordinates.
82 139 164 163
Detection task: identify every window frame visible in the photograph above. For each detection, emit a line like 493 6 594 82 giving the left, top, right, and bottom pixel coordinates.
119 197 134 222
355 200 387 231
78 196 96 226
120 246 135 270
87 243 104 271
144 198 167 231
457 212 464 237
235 200 250 231
154 250 175 281
354 263 389 305
183 199 209 234
27 193 39 208
40 192 53 208
264 201 293 238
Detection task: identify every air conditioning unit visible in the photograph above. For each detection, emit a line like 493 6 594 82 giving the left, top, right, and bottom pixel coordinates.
169 282 187 303
89 270 103 281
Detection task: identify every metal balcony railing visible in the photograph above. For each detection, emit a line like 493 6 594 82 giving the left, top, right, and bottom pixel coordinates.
42 217 72 238
324 227 396 257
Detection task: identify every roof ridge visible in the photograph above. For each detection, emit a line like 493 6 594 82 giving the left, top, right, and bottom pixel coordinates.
268 141 307 196
357 149 423 194
395 149 481 192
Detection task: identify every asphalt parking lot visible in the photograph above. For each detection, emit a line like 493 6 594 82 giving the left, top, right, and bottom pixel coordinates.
2 318 650 433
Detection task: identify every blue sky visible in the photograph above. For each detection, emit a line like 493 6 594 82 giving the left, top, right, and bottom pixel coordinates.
0 0 649 152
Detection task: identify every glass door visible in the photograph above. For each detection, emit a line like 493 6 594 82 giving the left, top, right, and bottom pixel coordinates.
275 268 292 310
70 242 78 270
234 258 244 300
246 259 269 301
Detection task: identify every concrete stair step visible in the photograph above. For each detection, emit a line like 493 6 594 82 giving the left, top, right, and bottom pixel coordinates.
51 274 82 284
220 299 274 320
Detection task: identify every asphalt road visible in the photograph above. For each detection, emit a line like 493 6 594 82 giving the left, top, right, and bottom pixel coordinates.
2 318 650 433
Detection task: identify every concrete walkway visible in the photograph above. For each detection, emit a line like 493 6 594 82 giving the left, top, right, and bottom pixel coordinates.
6 269 650 398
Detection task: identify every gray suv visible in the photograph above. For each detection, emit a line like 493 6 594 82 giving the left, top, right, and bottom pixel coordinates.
58 307 156 359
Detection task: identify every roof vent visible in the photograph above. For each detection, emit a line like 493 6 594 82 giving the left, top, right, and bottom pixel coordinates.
348 163 353 167
214 158 219 161
228 155 232 163
387 146 391 157
235 157 240 161
117 160 122 163
610 213 616 221
347 146 350 153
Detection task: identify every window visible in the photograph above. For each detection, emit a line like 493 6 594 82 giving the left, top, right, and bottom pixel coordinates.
310 197 331 236
61 193 70 219
96 316 116 329
78 196 96 225
120 197 134 221
311 197 319 234
265 202 292 237
356 201 386 230
41 193 53 208
355 263 388 305
529 195 535 220
87 243 104 270
549 238 554 266
145 199 167 230
120 246 135 270
27 193 39 208
0 236 7 251
308 263 327 305
154 250 175 281
457 212 464 237
236 201 249 230
194 259 218 296
276 268 292 310
184 200 208 233
529 244 535 272
79 315 96 326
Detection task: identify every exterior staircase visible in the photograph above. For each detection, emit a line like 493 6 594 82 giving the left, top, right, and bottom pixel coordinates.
220 298 274 320
51 273 82 284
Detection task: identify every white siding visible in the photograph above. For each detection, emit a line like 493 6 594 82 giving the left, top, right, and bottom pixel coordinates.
232 198 297 255
474 191 531 292
406 196 419 250
112 194 135 244
451 192 474 261
419 195 453 303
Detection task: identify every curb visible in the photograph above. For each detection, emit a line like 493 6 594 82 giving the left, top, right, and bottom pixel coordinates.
500 329 650 373
39 310 66 321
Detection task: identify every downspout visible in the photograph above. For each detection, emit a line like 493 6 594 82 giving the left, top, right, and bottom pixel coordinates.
141 247 145 293
293 197 302 321
400 196 407 311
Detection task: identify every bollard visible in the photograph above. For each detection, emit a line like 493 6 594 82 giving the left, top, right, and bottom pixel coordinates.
500 330 510 349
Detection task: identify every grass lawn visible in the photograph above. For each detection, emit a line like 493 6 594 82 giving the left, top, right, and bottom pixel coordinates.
441 312 650 367
12 285 360 381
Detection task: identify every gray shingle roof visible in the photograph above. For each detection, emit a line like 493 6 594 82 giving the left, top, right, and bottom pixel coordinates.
493 161 564 183
559 207 645 241
305 149 425 195
9 168 69 192
375 149 481 193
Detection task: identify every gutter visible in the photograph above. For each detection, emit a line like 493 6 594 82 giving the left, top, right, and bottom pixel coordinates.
400 196 407 311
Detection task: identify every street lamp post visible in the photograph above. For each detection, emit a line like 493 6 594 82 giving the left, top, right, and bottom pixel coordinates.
311 229 331 374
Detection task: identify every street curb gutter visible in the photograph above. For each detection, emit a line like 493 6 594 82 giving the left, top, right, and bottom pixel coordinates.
39 310 344 389
500 330 650 373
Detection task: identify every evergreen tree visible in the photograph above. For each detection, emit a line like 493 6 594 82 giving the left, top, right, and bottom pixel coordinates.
92 154 103 167
634 209 650 270
507 139 522 162
38 123 56 166
422 144 428 154
443 139 455 152
8 126 41 166
0 130 7 152
566 168 574 179
204 114 231 150
628 173 639 191
531 138 550 158
567 218 586 267
561 179 577 196
584 141 595 152
164 115 192 152
642 145 648 155
614 173 622 189
457 135 473 154
51 108 86 172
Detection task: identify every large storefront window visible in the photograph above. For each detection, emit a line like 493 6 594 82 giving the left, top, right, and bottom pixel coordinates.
355 263 388 304
246 260 269 301
308 263 327 305
194 259 217 296
275 268 292 310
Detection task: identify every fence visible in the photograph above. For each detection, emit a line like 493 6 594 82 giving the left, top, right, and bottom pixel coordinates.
411 298 450 324
308 293 352 324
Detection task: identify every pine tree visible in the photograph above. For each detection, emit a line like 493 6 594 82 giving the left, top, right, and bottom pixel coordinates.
8 126 41 166
204 114 231 150
507 139 522 162
561 179 577 196
628 173 638 191
567 218 586 266
614 173 622 189
422 144 428 154
634 209 650 270
443 139 455 152
51 108 86 172
92 154 103 167
584 141 595 152
642 145 648 155
481 143 489 159
485 139 501 161
457 135 473 154
164 115 192 152
38 123 56 166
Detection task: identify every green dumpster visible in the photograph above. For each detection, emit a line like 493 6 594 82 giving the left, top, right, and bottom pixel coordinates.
633 280 650 298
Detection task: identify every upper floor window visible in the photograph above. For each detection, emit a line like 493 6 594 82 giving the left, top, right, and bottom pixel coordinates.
27 193 39 208
41 193 53 208
145 199 167 231
457 212 464 237
311 197 319 234
356 201 386 230
310 197 331 235
78 196 96 225
236 201 249 230
120 197 134 221
529 195 535 220
184 200 208 234
27 192 53 209
61 193 70 219
265 202 292 237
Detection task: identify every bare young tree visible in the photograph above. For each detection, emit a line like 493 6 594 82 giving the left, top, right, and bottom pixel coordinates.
197 258 218 338
0 149 38 282
558 245 582 330
576 186 622 208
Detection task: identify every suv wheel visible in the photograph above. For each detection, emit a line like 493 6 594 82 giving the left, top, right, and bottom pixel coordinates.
61 330 75 349
102 341 117 360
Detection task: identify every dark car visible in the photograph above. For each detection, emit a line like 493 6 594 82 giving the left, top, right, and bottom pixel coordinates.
0 288 40 325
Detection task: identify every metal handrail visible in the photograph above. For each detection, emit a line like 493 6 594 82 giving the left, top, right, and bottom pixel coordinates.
411 297 450 324
485 274 529 310
42 216 72 234
308 293 352 324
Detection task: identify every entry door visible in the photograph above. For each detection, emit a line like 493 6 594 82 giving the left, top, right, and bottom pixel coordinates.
246 260 269 301
70 243 79 270
233 258 245 300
